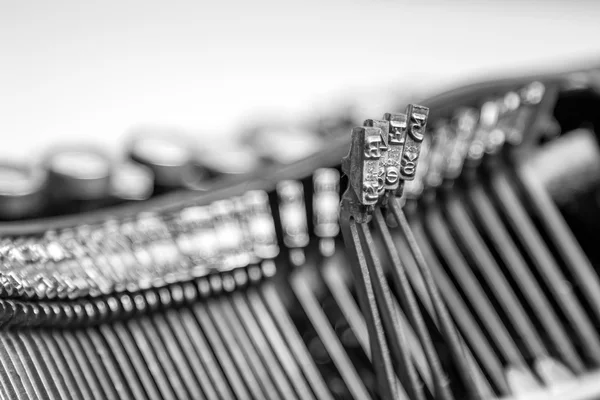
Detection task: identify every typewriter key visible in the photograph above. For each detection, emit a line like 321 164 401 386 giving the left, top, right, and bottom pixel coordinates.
127 130 196 191
45 147 112 201
109 161 154 202
249 127 323 165
43 147 113 215
196 143 263 179
0 162 47 219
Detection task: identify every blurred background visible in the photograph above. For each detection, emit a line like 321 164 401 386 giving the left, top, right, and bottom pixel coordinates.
2 0 600 161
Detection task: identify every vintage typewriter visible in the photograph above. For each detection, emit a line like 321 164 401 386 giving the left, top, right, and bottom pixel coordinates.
0 65 600 400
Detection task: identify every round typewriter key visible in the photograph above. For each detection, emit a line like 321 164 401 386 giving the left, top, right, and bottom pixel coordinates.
45 147 112 201
247 127 323 165
127 130 195 191
44 147 113 215
0 162 47 219
109 161 154 201
196 144 263 179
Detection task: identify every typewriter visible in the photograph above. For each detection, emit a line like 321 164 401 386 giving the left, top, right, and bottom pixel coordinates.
1 65 600 400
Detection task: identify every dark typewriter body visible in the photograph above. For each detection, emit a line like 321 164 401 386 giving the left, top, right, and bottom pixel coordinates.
1 65 600 400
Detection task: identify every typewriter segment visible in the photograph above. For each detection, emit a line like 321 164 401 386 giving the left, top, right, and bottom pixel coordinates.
1 68 600 400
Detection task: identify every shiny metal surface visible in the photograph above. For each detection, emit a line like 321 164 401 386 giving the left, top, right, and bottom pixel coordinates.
0 67 599 400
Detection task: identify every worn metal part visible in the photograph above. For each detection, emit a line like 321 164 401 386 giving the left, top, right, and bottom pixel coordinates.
340 105 455 399
0 190 277 301
363 119 390 199
383 112 408 195
401 104 429 181
341 126 384 222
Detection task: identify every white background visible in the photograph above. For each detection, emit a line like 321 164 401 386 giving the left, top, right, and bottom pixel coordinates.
2 0 600 161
